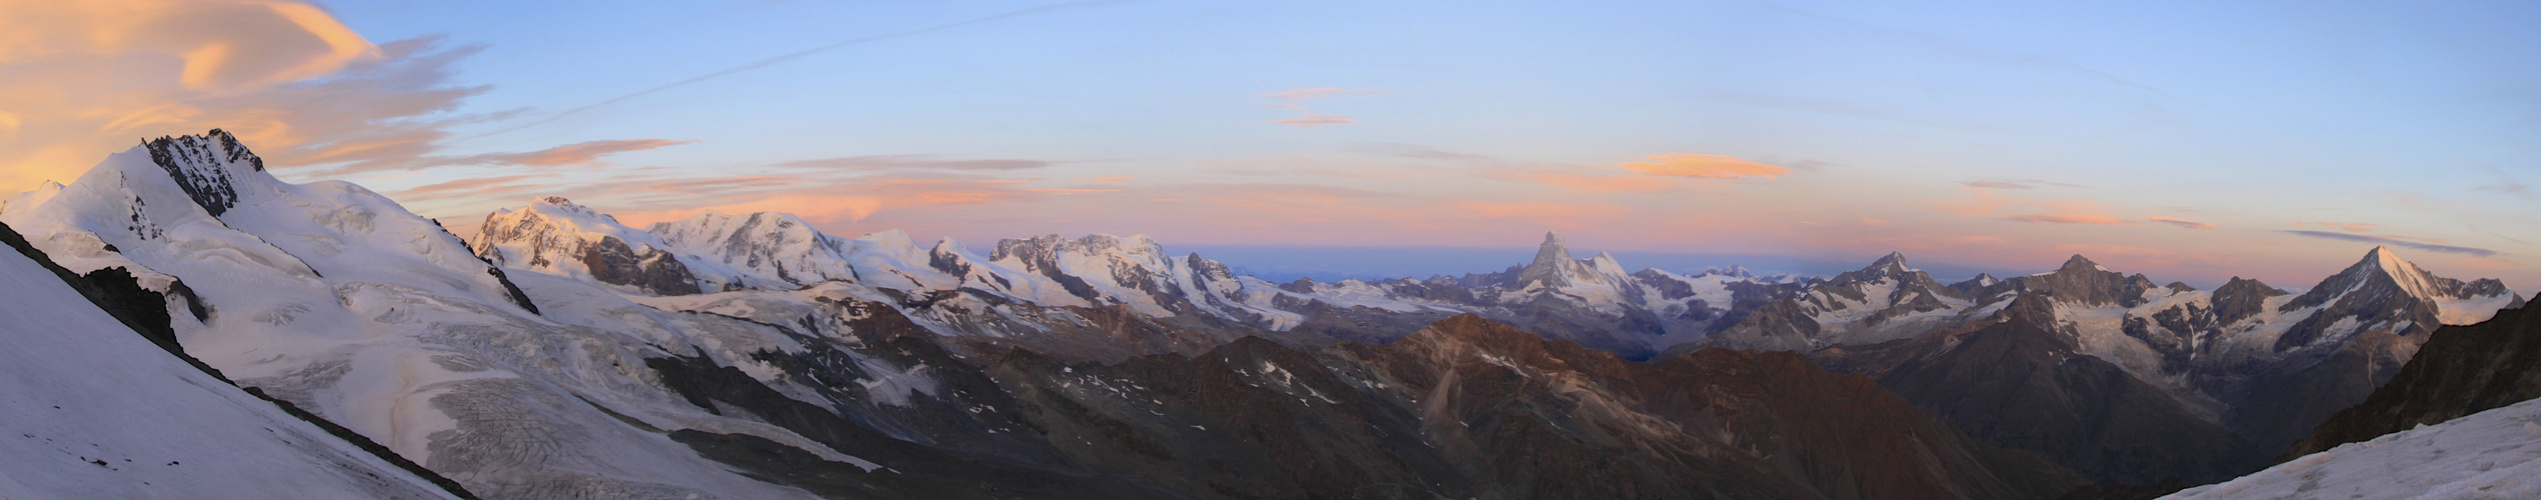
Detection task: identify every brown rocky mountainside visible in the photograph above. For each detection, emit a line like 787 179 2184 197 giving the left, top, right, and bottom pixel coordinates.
1815 295 2270 486
978 313 2088 499
2285 304 2541 458
644 309 2089 499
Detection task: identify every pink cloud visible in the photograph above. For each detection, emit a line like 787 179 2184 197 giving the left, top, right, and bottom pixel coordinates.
1452 201 1628 219
1268 113 1357 128
1620 153 1790 179
425 139 693 168
2002 213 2135 225
2148 217 2217 230
1256 87 1389 102
1497 168 1676 193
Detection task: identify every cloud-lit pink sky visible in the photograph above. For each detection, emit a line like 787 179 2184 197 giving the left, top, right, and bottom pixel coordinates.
2 0 2535 290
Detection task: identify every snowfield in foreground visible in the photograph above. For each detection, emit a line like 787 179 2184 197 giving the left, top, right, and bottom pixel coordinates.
0 238 457 499
2165 397 2541 500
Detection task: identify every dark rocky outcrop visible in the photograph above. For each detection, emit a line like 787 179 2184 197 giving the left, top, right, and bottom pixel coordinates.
574 235 702 295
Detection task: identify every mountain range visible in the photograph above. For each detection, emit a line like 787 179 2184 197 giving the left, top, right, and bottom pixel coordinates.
0 130 2529 499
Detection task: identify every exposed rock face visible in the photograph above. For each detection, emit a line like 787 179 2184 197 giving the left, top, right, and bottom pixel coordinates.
2285 304 2541 458
141 129 259 217
573 235 703 295
2206 277 2286 330
1990 255 2160 308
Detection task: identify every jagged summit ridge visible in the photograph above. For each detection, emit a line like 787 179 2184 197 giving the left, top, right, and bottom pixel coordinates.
140 129 270 218
1871 251 1911 272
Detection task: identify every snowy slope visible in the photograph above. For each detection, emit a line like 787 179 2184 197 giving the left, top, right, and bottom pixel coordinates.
2163 397 2541 500
0 226 459 499
3 132 827 498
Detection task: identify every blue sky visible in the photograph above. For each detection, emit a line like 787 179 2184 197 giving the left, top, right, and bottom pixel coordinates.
2 0 2535 287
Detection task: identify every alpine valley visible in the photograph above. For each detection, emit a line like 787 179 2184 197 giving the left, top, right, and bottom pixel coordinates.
2 131 2533 499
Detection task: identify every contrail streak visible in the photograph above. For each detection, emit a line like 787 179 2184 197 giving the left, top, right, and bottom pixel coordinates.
457 1 1117 141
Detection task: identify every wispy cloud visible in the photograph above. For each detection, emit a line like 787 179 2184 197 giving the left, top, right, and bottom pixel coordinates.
1621 153 1789 179
1258 87 1389 102
1944 187 2135 225
2298 221 2378 233
395 175 543 200
425 139 693 167
1491 168 1675 194
771 154 1054 171
2477 168 2532 199
1269 113 1357 128
1962 179 2083 189
2001 213 2135 225
1453 201 1628 219
2147 216 2217 229
1344 143 1490 161
456 1 1117 141
2279 230 2500 257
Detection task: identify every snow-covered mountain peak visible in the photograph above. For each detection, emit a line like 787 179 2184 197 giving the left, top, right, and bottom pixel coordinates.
1699 264 1756 278
1587 251 1626 275
2290 246 2494 308
472 197 704 295
1517 231 1592 287
1869 251 1911 272
646 210 855 289
853 228 924 252
1 180 64 218
2263 246 2520 351
930 235 968 255
525 196 613 221
2055 254 2112 274
2361 245 2438 297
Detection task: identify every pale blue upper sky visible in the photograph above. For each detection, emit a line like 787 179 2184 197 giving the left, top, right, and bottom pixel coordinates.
6 0 2533 286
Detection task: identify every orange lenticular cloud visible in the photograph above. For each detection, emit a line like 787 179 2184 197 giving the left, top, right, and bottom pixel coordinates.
1621 153 1790 179
0 0 487 192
